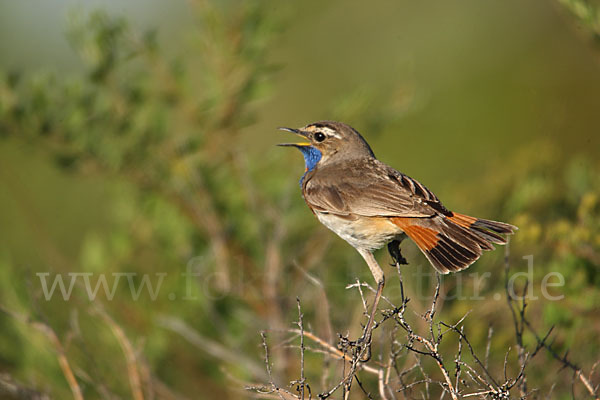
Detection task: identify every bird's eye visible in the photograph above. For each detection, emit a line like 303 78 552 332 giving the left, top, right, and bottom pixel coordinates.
314 132 326 142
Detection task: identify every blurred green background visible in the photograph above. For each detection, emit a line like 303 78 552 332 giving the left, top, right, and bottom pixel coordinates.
0 0 599 398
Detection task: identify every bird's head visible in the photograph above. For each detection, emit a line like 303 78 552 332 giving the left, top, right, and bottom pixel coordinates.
278 121 375 172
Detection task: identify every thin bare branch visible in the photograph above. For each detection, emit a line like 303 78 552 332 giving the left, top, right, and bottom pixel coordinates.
0 305 83 400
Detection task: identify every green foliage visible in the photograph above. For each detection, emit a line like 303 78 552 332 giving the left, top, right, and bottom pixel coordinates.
0 3 287 398
558 0 600 40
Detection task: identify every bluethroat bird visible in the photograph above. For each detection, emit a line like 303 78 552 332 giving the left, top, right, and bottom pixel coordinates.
279 121 516 351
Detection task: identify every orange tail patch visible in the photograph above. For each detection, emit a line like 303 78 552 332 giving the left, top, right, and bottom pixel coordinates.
447 212 477 229
392 218 439 251
392 216 483 274
391 214 516 274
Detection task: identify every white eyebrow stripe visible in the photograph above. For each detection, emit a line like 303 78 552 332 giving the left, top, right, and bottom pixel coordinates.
321 127 342 139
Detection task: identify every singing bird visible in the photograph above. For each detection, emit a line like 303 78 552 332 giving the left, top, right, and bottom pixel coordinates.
279 121 516 346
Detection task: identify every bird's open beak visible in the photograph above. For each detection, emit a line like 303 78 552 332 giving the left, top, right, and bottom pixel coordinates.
277 127 311 148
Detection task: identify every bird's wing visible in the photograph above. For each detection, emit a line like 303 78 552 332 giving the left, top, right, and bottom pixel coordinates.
303 158 449 218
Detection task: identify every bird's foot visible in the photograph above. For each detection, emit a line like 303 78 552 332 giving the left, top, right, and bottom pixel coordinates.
388 239 408 266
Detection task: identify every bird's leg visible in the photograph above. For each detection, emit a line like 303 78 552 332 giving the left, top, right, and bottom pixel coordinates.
355 249 385 362
387 234 408 266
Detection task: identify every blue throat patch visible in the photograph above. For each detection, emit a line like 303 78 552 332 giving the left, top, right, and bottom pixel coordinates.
297 146 322 187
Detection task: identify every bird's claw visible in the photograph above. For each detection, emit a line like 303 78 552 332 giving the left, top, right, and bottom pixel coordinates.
388 239 408 266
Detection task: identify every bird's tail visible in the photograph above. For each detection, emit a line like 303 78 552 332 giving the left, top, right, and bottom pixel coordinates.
392 213 517 274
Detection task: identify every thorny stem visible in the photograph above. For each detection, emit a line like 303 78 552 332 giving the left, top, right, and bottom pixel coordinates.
248 239 598 399
295 298 307 399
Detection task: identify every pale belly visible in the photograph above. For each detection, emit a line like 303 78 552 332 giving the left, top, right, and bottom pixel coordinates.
315 212 404 251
